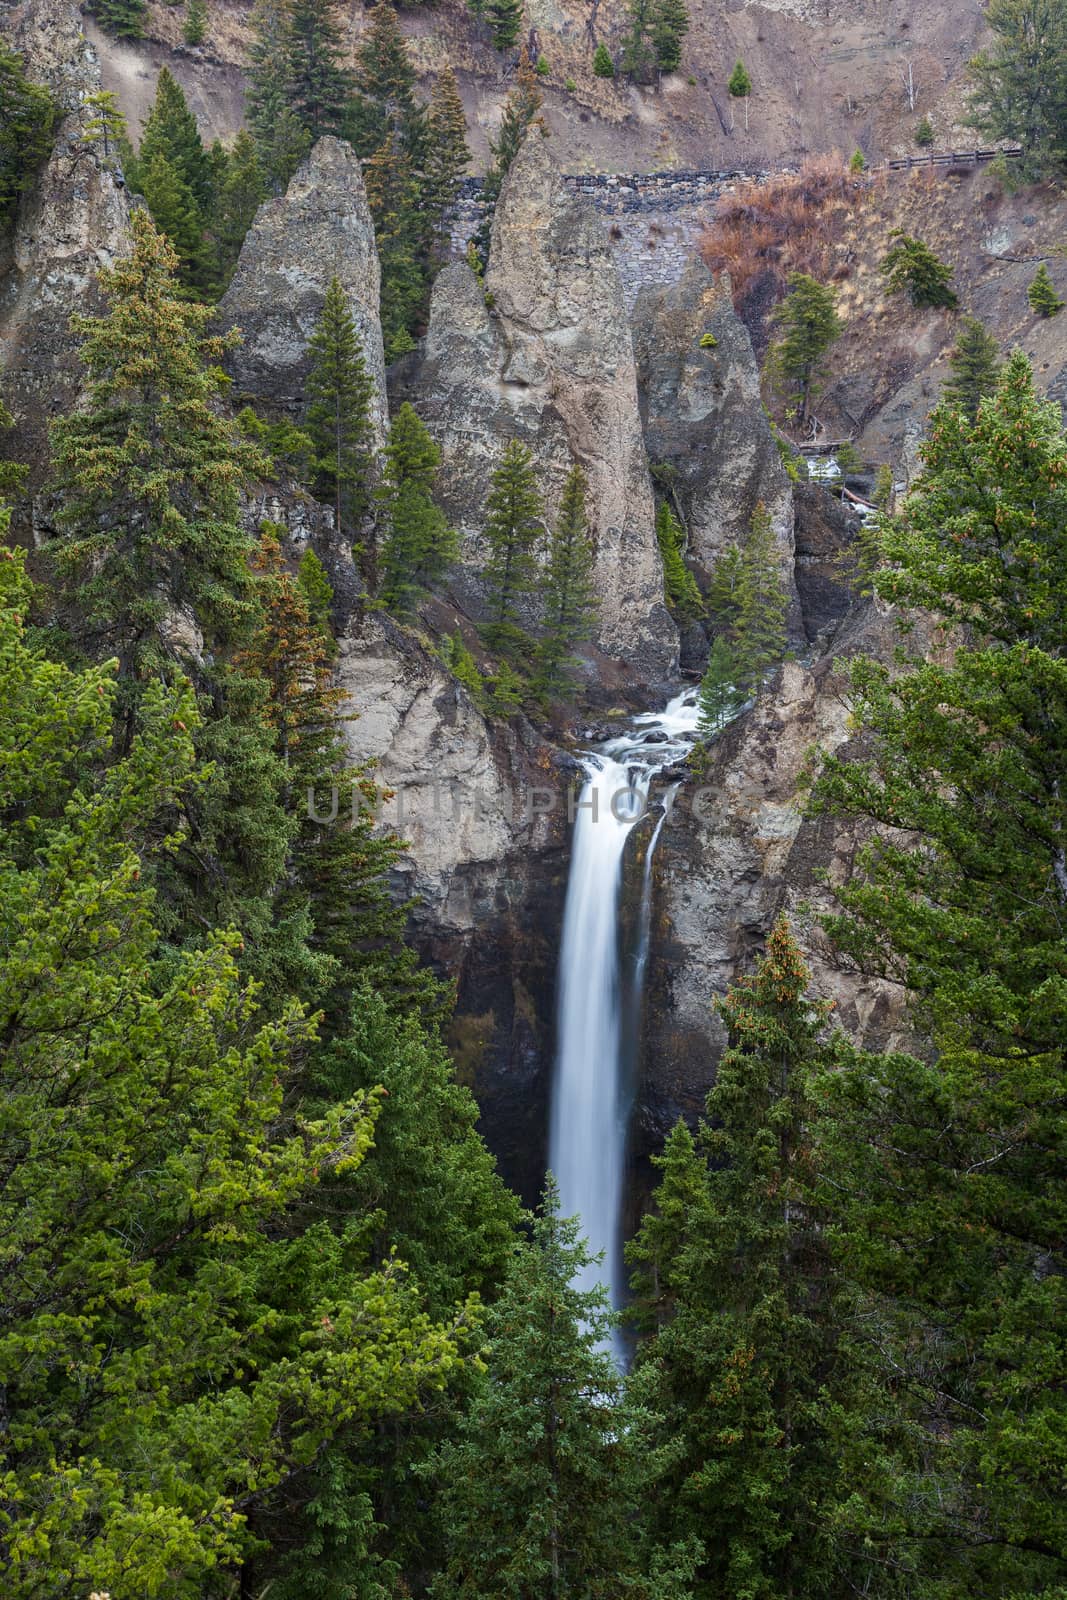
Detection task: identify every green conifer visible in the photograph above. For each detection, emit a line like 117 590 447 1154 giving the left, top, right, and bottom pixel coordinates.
696 633 740 735
652 0 689 74
479 438 543 659
88 0 147 39
915 113 935 145
183 0 208 46
766 271 842 424
363 136 426 360
444 629 486 704
880 230 958 309
246 0 312 188
593 41 616 77
211 127 267 285
621 0 659 83
137 150 214 295
348 2 419 154
0 41 57 225
81 89 126 160
482 46 544 213
655 500 704 622
727 57 751 126
378 402 456 612
423 65 472 238
297 545 335 641
941 315 1002 421
484 0 523 51
135 66 213 210
287 0 352 139
967 0 1067 180
533 462 599 699
304 275 377 553
1028 260 1064 316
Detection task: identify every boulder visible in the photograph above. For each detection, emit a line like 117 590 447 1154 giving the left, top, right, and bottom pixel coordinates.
217 137 388 451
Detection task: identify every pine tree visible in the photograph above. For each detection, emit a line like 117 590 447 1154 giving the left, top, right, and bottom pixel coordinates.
81 89 126 160
941 315 1001 421
1028 260 1065 316
810 351 1067 1591
363 136 426 360
479 438 543 659
533 463 598 700
696 633 740 735
915 113 935 145
183 0 208 46
880 230 958 309
135 66 213 210
727 57 752 128
429 1179 683 1599
628 920 880 1600
621 0 659 84
651 0 689 74
766 271 842 425
304 275 377 555
346 1 419 155
378 402 456 613
484 0 523 51
967 0 1067 180
0 41 57 226
655 499 704 622
298 544 335 641
444 629 486 705
287 0 352 139
246 0 313 189
593 41 616 77
211 126 267 284
88 0 147 39
138 149 214 295
703 503 787 714
422 65 471 241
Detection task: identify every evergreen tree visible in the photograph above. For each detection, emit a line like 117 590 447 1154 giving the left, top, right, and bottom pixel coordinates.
298 544 335 641
941 315 1002 421
304 275 377 555
766 271 842 425
810 352 1067 1592
621 0 659 84
655 499 704 622
287 0 352 139
423 65 472 240
479 438 543 659
484 0 523 51
88 0 147 39
137 149 214 294
363 136 426 360
880 230 958 308
443 629 486 705
651 0 689 74
81 89 126 160
0 545 466 1597
0 40 57 227
533 462 599 700
183 0 208 46
378 402 456 613
135 65 213 211
247 0 313 188
728 57 752 127
347 1 419 155
429 1179 689 1599
593 41 616 77
628 921 880 1600
702 503 787 716
915 112 935 145
696 633 740 736
211 126 268 284
967 0 1067 179
1028 259 1065 315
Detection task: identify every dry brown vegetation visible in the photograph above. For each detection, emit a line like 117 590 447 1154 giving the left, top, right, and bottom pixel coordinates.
700 156 867 317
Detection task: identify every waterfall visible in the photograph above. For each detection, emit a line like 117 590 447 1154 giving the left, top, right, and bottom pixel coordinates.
548 690 700 1362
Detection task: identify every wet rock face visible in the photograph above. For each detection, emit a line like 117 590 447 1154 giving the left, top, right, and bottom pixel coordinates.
217 137 388 450
394 135 677 681
639 599 925 1152
631 258 800 638
335 609 574 1203
0 0 129 483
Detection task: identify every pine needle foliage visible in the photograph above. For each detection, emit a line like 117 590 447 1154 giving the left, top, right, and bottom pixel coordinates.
479 438 543 660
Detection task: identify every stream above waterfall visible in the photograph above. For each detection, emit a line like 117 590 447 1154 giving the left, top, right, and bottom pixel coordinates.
547 686 701 1362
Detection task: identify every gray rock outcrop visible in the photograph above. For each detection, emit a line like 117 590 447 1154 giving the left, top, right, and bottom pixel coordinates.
631 259 798 634
395 135 677 680
0 0 129 480
217 137 388 450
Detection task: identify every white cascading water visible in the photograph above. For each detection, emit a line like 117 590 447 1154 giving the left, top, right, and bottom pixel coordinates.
548 688 701 1362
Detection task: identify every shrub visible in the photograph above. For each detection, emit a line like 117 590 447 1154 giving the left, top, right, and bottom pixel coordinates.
536 54 550 76
593 42 615 77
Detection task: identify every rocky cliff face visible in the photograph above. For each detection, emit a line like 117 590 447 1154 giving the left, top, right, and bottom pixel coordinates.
394 135 677 680
632 258 799 639
217 137 388 450
639 596 928 1155
0 0 129 486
